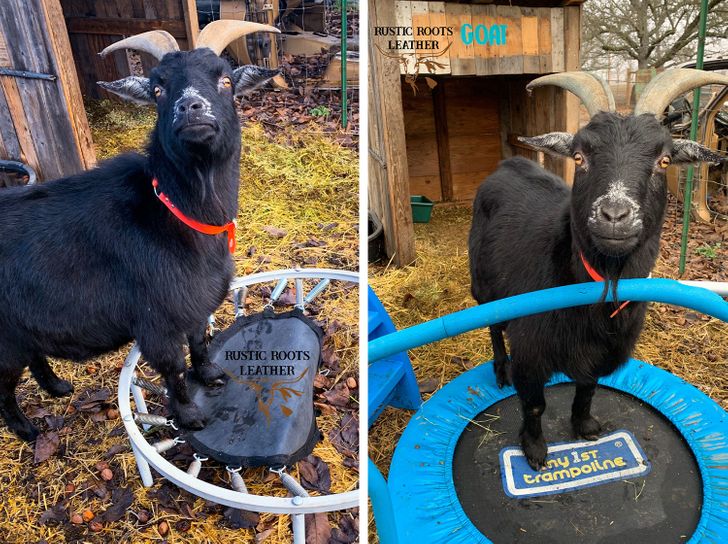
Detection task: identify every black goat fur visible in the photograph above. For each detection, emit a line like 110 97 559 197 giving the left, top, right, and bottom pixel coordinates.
0 49 278 441
469 112 723 469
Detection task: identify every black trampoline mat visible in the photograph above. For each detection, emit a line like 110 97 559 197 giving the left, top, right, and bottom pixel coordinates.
453 384 702 544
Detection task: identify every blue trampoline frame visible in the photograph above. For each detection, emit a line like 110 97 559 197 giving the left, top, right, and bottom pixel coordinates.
369 279 728 544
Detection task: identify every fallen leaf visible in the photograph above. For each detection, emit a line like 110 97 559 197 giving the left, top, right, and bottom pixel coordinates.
262 225 287 238
305 512 331 544
101 486 133 522
223 508 260 529
39 503 67 525
418 377 439 394
72 388 111 412
26 405 51 419
44 415 64 430
298 455 331 494
34 431 60 464
323 383 350 407
256 528 274 542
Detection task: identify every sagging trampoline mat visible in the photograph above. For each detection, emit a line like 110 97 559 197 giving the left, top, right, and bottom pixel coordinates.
453 384 702 544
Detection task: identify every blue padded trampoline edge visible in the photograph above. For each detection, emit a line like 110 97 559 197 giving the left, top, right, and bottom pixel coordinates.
386 359 728 543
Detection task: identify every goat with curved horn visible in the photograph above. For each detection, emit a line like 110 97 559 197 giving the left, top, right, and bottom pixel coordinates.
634 68 728 117
195 20 281 56
99 30 180 61
526 72 616 117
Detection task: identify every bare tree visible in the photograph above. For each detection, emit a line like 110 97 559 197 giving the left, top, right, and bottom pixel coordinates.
582 0 728 70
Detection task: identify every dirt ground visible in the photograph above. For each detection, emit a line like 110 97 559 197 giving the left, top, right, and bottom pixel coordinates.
368 195 728 535
0 87 359 544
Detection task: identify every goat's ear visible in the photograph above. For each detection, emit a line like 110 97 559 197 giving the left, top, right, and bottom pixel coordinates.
97 77 154 105
672 139 724 165
518 132 573 157
231 66 281 97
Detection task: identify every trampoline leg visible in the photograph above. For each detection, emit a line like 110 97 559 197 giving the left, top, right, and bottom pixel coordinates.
292 513 305 544
369 458 400 544
131 442 154 487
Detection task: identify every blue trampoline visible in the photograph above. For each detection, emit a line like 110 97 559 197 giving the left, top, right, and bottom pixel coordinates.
369 279 728 544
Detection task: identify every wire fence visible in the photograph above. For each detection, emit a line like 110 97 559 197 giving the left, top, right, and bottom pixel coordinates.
193 0 359 137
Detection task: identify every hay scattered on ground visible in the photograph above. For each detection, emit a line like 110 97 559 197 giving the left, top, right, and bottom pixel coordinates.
0 100 359 544
368 198 728 536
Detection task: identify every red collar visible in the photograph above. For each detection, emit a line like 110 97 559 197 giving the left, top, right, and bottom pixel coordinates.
152 178 236 254
579 252 629 318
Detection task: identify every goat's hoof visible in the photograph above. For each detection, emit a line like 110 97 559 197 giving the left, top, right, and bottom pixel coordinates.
521 435 548 471
15 422 40 443
494 361 512 389
172 400 206 430
573 416 602 440
496 372 512 389
195 363 226 387
46 379 74 398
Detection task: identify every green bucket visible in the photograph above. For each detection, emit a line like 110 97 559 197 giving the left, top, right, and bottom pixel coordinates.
411 196 434 223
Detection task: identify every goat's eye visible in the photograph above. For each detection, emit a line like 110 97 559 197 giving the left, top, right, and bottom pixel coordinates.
153 86 162 98
658 155 671 169
573 152 584 166
221 76 232 89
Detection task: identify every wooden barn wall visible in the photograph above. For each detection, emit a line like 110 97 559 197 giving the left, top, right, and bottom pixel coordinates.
403 83 441 201
0 0 95 181
402 77 501 202
399 5 581 202
61 0 198 98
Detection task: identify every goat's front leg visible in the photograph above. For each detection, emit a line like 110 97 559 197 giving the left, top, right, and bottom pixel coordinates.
513 366 547 470
29 355 74 397
139 337 205 430
188 323 225 386
571 381 602 440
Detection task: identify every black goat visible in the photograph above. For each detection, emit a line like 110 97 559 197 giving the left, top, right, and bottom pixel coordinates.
0 21 280 441
469 70 727 469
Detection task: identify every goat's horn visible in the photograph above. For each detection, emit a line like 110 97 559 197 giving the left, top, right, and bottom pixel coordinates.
196 20 281 56
526 72 615 117
634 68 728 118
99 30 179 61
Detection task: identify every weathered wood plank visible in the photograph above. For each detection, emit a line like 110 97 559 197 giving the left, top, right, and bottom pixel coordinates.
370 0 416 266
0 75 42 177
537 7 552 73
472 4 496 76
550 8 565 72
393 0 412 69
521 8 540 73
65 17 188 37
498 5 523 75
0 85 22 160
445 3 474 76
426 2 450 75
40 0 96 170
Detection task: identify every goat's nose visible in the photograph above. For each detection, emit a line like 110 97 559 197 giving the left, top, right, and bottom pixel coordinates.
176 97 204 115
599 201 632 224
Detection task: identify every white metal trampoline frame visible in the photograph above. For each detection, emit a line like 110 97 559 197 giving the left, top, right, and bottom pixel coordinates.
118 268 359 542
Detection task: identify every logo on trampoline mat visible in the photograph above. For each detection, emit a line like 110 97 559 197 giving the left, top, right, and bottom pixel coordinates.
500 430 651 498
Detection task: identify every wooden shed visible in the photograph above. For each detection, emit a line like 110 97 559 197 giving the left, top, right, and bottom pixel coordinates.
0 0 96 181
0 0 200 182
369 0 583 266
